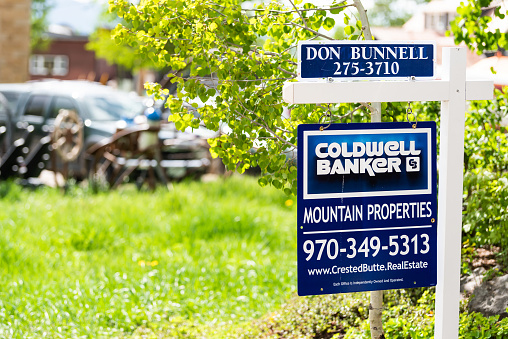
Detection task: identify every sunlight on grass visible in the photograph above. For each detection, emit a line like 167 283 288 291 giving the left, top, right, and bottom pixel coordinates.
0 176 297 338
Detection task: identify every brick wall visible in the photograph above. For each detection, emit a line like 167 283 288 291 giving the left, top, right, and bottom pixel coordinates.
30 37 118 82
0 0 30 83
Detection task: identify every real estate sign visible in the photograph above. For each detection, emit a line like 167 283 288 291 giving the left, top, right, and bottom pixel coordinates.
297 122 437 296
298 41 436 80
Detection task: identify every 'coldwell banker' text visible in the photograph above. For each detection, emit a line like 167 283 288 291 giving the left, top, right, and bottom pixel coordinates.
315 140 421 176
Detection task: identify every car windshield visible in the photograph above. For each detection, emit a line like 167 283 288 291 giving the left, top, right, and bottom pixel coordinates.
1 91 22 113
86 94 145 121
0 97 7 115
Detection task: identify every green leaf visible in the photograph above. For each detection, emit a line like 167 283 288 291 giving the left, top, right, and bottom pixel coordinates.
330 6 343 15
495 6 506 19
356 20 363 31
344 25 355 35
323 17 335 31
343 13 350 25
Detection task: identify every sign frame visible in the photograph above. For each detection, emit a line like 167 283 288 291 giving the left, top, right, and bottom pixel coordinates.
284 47 494 339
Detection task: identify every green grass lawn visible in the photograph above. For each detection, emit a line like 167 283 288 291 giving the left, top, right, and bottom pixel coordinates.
0 176 297 338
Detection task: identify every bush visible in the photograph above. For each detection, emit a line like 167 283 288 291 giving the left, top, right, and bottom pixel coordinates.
463 170 508 247
462 90 508 248
459 312 508 338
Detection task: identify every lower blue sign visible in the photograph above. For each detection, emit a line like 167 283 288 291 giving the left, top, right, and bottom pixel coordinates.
297 122 437 296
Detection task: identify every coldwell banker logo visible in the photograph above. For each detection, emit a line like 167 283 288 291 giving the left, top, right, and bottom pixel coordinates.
303 127 433 199
315 140 421 177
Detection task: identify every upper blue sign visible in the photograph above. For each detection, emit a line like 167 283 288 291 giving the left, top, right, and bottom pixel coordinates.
298 41 436 80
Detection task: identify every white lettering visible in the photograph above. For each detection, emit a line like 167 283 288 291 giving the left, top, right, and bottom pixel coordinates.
360 158 375 176
372 158 388 173
352 142 366 157
306 47 317 60
419 47 429 59
386 47 397 59
385 141 399 156
367 205 374 220
351 47 360 59
399 141 411 156
328 143 341 157
409 47 419 60
410 140 421 155
303 205 364 224
330 159 345 175
317 160 330 175
366 142 383 157
313 207 322 222
329 47 341 60
315 143 329 158
344 159 359 174
314 140 421 176
387 158 401 172
361 46 372 60
318 47 330 60
304 207 313 223
341 142 353 157
399 47 408 59
373 47 384 59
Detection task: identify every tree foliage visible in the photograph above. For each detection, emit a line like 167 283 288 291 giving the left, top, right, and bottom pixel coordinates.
87 9 164 71
449 0 508 54
88 27 161 71
31 0 53 51
109 0 508 250
368 0 430 27
450 1 508 247
108 0 376 195
462 91 508 247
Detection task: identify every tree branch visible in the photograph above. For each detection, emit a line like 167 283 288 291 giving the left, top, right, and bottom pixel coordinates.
319 104 366 123
220 45 297 77
287 21 334 40
352 2 384 338
288 0 308 29
234 96 296 148
254 50 298 65
353 0 373 40
276 66 297 77
236 93 293 135
235 108 297 149
190 76 293 83
246 4 354 15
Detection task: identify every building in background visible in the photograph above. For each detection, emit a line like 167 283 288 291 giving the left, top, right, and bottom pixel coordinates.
0 0 31 83
29 25 118 84
372 0 482 68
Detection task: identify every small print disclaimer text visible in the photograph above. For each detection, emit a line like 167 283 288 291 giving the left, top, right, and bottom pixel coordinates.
333 278 403 287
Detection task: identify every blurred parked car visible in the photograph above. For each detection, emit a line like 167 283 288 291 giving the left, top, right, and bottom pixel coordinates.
0 92 14 155
0 80 211 182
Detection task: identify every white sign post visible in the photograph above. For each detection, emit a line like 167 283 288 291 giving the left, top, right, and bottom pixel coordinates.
283 47 493 339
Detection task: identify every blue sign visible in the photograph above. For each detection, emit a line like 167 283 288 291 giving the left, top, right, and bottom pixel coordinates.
298 41 435 80
297 122 437 296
